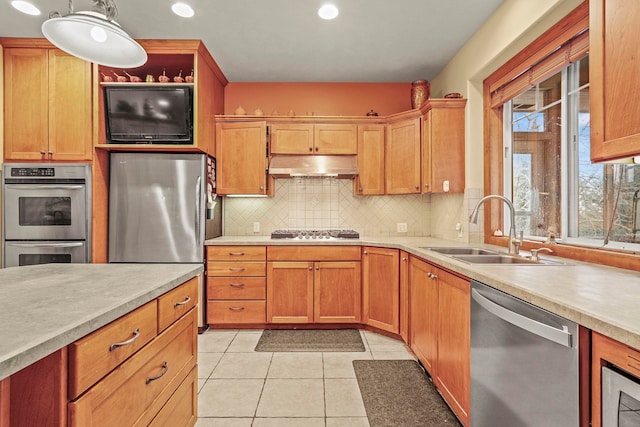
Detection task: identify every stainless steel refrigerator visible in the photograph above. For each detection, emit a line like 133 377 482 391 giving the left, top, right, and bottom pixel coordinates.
108 152 222 330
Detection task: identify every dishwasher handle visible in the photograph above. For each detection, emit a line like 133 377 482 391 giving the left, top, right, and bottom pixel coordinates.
471 288 573 348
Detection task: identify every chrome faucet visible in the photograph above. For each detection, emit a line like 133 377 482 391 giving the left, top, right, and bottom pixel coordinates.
530 247 554 262
469 195 521 255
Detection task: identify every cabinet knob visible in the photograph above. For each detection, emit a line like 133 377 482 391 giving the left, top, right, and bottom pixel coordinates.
308 267 313 270
309 147 313 151
259 186 265 191
40 150 46 155
315 147 319 152
402 257 407 261
315 266 320 270
359 187 363 192
48 151 53 155
415 185 419 190
363 251 368 255
425 183 430 188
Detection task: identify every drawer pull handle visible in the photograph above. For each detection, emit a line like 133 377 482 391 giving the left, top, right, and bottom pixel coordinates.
173 295 192 308
109 328 140 352
229 252 245 256
230 283 245 287
146 361 168 385
229 267 245 272
229 307 245 311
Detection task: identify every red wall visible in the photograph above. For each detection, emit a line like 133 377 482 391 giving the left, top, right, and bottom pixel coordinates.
224 82 412 117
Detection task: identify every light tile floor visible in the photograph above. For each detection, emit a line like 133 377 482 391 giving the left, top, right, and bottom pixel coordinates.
196 329 416 426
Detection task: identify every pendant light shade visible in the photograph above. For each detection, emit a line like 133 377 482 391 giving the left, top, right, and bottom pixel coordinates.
42 0 147 68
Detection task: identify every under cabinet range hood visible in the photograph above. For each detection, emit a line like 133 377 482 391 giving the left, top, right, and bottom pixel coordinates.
268 155 359 179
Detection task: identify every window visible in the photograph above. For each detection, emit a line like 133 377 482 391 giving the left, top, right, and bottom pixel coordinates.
503 56 640 250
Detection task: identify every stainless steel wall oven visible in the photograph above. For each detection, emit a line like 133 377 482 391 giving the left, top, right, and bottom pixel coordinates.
2 164 91 268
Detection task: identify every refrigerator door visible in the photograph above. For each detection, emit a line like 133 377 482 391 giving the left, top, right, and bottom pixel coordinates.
109 152 206 263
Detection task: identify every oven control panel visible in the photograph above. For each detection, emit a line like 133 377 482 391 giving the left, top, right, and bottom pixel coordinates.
10 167 56 177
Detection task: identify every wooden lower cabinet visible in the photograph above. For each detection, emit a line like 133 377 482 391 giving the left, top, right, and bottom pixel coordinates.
591 332 640 427
409 255 470 426
267 261 361 323
68 309 197 426
266 246 361 324
399 251 410 343
434 268 470 427
149 366 198 427
207 246 267 325
362 247 400 333
409 256 438 373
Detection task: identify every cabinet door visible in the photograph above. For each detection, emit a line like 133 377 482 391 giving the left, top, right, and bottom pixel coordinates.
590 0 640 161
48 50 93 161
270 123 314 154
435 268 470 426
362 247 399 333
314 261 361 323
216 121 268 195
3 48 49 161
355 125 385 195
399 251 410 343
314 124 357 154
266 261 314 323
386 118 421 194
422 103 465 194
408 256 438 374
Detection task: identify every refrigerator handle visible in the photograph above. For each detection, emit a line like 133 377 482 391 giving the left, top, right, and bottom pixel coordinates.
195 175 202 246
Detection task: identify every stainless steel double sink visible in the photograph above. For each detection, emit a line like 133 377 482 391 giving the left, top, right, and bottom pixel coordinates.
422 247 568 265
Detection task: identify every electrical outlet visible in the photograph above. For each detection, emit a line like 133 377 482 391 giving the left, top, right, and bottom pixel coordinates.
443 180 450 192
456 223 463 238
253 222 260 233
397 223 407 233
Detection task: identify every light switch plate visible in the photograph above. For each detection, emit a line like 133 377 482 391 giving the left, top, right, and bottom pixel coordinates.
397 223 407 233
253 222 260 233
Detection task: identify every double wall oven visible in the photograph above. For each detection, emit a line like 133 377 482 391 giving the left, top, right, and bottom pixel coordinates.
2 164 91 268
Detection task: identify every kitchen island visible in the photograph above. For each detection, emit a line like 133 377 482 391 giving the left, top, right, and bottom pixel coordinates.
0 263 203 426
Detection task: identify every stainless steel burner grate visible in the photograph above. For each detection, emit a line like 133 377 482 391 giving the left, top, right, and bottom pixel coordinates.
270 229 360 240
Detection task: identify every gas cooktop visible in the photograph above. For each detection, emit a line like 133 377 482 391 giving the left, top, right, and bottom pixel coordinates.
270 229 360 240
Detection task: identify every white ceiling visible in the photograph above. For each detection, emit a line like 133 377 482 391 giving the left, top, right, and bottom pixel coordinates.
0 0 505 82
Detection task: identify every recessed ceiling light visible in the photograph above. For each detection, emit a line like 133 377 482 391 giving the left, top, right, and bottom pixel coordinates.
11 1 41 16
318 4 339 20
172 2 194 18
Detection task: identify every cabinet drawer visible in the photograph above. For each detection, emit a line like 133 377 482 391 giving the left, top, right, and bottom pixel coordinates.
158 277 198 332
149 366 197 427
207 261 266 277
68 300 158 399
267 245 361 261
207 245 266 261
208 301 266 324
68 309 197 427
208 277 266 300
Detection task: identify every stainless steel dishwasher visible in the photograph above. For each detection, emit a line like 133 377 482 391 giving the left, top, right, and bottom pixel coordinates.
470 280 579 426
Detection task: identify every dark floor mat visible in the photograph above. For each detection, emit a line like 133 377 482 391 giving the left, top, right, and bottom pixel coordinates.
254 329 365 352
353 360 462 427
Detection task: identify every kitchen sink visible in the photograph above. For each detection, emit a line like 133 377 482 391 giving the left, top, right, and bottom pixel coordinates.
452 254 567 265
421 247 500 255
423 247 568 265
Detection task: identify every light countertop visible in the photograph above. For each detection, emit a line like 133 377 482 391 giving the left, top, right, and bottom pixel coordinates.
0 263 203 381
206 235 640 349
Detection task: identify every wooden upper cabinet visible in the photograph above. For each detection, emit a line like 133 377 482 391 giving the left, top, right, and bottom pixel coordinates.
386 117 421 194
2 44 92 161
355 124 385 195
216 121 268 195
314 124 357 154
590 0 640 161
422 99 466 194
270 123 357 154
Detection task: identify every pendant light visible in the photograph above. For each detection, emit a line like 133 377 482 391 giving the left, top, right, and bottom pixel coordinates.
42 0 147 68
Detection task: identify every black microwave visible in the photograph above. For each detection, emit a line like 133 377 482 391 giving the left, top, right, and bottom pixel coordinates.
103 85 193 144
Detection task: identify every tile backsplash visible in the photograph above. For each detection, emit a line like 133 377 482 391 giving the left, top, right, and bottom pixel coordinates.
223 178 471 242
